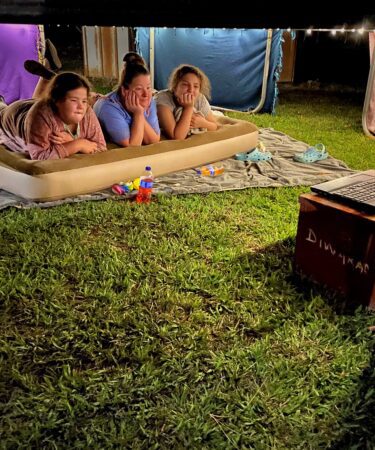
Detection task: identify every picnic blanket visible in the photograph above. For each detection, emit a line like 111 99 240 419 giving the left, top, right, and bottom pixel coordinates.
0 127 355 210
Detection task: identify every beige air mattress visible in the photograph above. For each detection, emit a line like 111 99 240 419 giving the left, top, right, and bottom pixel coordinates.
0 116 258 201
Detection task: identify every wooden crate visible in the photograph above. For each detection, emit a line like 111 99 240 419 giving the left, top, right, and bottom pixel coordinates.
294 193 375 309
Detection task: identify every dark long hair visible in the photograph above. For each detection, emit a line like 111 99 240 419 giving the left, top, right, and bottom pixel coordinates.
45 72 91 108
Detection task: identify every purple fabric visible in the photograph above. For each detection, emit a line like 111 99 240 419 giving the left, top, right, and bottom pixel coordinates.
0 24 40 104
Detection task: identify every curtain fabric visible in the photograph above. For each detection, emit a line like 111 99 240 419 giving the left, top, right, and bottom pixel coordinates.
136 27 282 113
0 24 40 103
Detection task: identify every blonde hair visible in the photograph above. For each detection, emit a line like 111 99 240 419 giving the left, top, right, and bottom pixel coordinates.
168 64 211 100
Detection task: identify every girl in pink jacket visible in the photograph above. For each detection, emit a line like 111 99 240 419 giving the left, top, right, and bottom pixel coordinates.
0 72 106 160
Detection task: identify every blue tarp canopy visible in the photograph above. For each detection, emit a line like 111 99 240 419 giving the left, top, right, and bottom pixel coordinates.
136 28 283 113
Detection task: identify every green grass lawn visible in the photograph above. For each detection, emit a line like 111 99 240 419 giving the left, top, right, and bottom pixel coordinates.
1 88 374 449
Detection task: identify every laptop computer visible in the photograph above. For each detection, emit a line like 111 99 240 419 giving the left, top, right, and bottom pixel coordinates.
310 170 375 214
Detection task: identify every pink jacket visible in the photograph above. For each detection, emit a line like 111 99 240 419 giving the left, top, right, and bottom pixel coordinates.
0 99 106 160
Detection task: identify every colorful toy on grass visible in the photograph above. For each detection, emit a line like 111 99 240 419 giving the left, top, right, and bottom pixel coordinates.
194 164 224 177
111 181 134 195
133 177 141 190
111 176 142 195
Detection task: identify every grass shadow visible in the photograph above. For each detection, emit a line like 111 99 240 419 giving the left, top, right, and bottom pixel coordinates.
329 346 375 450
238 237 375 448
290 271 370 316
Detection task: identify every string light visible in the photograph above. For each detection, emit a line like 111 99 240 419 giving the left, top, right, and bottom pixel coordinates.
84 24 375 38
83 25 375 35
86 25 375 32
300 26 375 38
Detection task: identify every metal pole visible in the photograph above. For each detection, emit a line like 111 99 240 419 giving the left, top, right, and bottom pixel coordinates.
362 33 375 139
212 29 273 114
149 27 155 90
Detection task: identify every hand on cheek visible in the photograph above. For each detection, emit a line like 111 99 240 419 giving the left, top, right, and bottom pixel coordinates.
124 91 144 114
178 93 195 108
